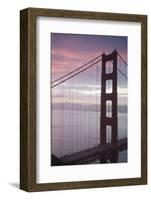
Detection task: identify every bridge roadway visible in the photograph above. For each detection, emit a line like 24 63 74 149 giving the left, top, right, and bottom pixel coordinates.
60 138 127 165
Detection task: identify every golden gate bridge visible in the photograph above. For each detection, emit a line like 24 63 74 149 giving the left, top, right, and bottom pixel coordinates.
51 50 128 166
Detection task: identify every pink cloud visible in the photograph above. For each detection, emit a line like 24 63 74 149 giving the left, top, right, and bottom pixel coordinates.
51 47 127 81
52 48 103 61
51 47 105 80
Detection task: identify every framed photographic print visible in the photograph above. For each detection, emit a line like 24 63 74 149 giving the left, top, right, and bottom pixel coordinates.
20 8 147 191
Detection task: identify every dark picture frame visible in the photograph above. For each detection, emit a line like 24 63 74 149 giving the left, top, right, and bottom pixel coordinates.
20 7 147 192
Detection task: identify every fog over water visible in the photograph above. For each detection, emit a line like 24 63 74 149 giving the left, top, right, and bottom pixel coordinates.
51 109 127 162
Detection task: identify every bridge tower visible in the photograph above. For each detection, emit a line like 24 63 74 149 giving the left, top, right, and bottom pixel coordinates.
100 50 118 147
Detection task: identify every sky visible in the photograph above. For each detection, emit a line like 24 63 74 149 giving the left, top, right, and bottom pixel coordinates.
51 33 127 81
51 33 127 111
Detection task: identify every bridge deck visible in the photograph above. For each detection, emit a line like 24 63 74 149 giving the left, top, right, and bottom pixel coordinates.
60 138 127 165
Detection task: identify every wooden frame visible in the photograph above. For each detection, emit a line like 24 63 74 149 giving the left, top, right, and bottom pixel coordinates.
20 7 147 192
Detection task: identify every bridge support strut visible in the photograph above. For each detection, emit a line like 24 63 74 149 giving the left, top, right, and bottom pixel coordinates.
100 50 118 163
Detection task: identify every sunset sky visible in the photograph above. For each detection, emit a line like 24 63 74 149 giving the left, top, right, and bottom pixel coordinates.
51 33 127 81
51 33 127 110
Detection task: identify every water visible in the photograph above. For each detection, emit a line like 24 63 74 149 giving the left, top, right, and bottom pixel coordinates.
51 110 127 163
